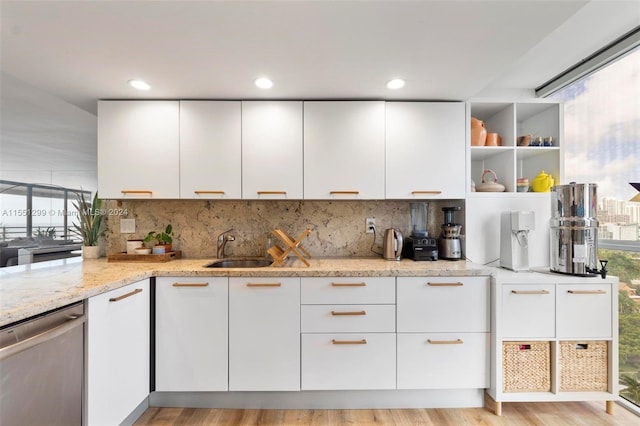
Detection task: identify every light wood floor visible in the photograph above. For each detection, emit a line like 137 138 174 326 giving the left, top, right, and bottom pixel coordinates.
135 401 640 425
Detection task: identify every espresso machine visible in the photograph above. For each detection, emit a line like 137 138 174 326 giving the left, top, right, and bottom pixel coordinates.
439 206 462 260
500 211 535 271
402 202 438 261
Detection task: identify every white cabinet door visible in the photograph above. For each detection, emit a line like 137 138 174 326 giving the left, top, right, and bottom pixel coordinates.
303 101 385 199
397 333 489 389
386 102 466 199
155 277 228 391
179 101 241 199
302 333 396 390
98 101 179 198
301 304 396 333
502 284 555 338
557 283 612 338
87 280 149 426
242 101 303 199
300 277 395 304
229 277 300 391
397 277 489 332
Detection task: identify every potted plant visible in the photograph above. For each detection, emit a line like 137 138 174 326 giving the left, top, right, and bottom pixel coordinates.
143 224 174 253
72 192 104 259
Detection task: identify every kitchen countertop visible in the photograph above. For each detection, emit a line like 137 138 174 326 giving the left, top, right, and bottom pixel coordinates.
1 256 493 327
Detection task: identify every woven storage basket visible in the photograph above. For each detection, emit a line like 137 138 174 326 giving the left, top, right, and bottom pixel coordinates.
503 341 551 392
559 341 608 392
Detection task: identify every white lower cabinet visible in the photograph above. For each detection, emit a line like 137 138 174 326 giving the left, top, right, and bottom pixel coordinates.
556 283 612 338
229 277 300 391
396 276 490 390
502 284 555 338
302 333 396 390
87 280 150 426
155 277 228 391
397 333 489 389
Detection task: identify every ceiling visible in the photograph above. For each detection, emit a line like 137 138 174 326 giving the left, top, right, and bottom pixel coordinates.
0 1 638 182
2 0 638 115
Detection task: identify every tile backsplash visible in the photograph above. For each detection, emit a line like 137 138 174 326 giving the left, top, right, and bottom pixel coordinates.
104 199 464 258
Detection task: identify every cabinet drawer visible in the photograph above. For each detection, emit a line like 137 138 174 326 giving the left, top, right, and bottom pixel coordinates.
502 284 555 338
301 305 395 333
301 333 396 390
397 333 489 389
301 277 395 304
557 284 612 338
397 277 489 332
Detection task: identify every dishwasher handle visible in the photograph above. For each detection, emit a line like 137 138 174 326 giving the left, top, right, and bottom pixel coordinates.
0 314 86 361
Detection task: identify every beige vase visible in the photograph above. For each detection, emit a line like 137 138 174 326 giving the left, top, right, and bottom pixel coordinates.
82 245 100 259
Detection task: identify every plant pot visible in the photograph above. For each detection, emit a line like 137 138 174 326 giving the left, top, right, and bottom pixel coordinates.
156 243 172 253
82 245 101 259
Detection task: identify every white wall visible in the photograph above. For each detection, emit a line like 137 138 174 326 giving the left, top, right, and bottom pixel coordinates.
0 72 97 192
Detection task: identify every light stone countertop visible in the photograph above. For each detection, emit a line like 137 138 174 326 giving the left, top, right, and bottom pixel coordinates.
0 256 493 327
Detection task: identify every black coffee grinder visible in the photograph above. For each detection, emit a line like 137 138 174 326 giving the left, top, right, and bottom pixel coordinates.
402 202 438 261
439 206 462 260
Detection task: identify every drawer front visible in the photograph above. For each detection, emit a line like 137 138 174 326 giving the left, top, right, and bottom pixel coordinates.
502 284 555 338
301 305 395 333
301 333 396 390
301 277 395 304
557 283 612 338
397 333 489 389
397 276 489 332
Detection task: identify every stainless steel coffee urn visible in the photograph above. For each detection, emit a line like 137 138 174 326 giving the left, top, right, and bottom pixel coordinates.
550 183 599 276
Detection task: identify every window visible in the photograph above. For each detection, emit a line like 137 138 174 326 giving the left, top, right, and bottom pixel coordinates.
550 47 640 408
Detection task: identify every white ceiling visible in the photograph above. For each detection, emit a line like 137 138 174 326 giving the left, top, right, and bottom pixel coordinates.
0 1 638 179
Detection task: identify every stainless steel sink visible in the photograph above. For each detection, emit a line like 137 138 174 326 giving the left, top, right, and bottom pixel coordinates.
204 258 273 268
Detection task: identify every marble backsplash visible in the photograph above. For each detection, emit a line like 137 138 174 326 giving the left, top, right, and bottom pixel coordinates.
103 199 465 258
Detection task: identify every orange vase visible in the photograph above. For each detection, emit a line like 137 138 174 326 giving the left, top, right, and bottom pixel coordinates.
471 117 487 146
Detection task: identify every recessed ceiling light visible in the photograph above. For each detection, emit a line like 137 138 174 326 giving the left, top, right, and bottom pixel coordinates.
386 79 405 90
128 79 151 91
254 77 273 89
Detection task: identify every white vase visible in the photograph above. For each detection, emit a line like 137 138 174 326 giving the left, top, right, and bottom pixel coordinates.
82 245 101 259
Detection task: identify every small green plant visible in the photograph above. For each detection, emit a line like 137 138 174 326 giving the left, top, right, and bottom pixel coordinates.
72 192 104 247
143 224 173 246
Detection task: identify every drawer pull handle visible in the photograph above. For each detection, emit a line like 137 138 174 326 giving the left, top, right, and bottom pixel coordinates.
246 283 282 287
121 190 152 195
257 191 287 195
109 288 143 302
427 339 464 345
331 339 367 345
511 290 550 295
411 190 442 195
568 290 606 295
331 282 366 287
331 310 366 316
173 283 209 287
427 282 463 287
330 191 359 195
194 190 225 195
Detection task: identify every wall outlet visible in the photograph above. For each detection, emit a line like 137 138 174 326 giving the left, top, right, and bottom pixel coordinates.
365 217 376 234
120 218 136 234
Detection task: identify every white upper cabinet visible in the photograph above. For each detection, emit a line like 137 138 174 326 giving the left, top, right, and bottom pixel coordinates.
98 101 180 198
179 101 241 199
386 102 466 199
303 101 385 199
241 101 303 199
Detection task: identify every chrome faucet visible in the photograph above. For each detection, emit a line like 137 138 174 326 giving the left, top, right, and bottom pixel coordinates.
216 229 235 258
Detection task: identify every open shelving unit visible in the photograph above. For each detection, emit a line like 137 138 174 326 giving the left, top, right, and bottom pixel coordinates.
467 100 563 195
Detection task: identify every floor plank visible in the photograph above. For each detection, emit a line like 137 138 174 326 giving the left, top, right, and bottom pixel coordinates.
133 401 639 425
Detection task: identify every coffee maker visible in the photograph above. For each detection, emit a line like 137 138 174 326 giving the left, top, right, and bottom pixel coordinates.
402 202 438 261
438 206 462 260
500 211 535 271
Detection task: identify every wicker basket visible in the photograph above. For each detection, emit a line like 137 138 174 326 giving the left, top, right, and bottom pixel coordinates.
503 341 551 392
559 341 608 392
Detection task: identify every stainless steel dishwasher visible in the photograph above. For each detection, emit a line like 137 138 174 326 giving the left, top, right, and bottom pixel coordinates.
0 301 85 426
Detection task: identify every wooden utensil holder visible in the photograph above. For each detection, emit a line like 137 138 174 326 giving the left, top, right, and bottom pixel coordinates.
268 228 311 267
